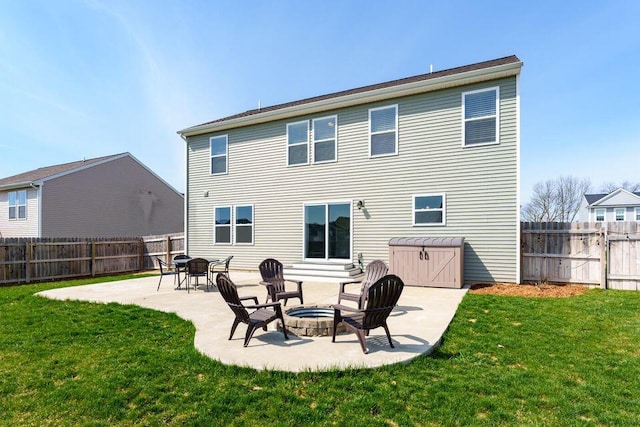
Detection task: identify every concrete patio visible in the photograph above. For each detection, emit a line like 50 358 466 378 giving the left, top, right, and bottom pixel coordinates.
38 272 468 372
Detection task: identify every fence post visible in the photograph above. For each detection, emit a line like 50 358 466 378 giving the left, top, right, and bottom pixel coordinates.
600 227 607 289
139 238 144 271
91 242 96 277
166 235 171 264
25 241 31 284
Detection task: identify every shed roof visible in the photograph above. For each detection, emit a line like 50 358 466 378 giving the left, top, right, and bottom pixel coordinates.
388 237 465 247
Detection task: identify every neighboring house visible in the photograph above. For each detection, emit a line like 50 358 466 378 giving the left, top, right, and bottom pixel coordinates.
0 153 184 238
579 189 640 222
178 55 523 284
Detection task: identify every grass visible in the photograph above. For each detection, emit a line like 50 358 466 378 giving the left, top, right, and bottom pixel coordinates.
1 276 639 426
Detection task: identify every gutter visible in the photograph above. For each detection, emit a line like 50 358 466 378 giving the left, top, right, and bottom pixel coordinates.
178 60 523 138
0 181 40 191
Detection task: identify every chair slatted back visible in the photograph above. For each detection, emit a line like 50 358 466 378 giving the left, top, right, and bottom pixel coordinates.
362 274 404 330
216 273 251 323
259 258 286 294
358 260 389 307
187 257 209 276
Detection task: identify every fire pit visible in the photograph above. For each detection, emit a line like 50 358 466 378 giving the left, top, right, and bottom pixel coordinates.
281 304 346 337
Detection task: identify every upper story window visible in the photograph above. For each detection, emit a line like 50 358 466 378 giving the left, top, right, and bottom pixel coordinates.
413 194 446 226
463 87 499 147
210 135 228 175
287 121 309 166
312 116 337 163
636 207 640 221
594 208 605 222
235 205 254 244
214 206 232 244
615 208 625 221
369 105 398 157
8 190 26 220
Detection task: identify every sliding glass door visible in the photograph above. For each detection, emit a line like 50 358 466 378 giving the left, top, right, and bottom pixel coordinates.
304 202 351 261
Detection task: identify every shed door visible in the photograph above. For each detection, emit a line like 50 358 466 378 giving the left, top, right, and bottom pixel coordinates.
304 202 351 262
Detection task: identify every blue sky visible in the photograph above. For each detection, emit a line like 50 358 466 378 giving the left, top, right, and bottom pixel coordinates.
1 0 638 202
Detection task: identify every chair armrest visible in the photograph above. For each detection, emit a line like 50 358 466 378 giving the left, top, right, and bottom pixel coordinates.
239 296 259 305
332 303 362 313
245 302 282 310
339 280 362 293
284 279 302 286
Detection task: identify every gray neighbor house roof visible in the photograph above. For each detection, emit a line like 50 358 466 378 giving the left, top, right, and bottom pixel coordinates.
0 154 122 189
0 153 182 196
585 192 640 205
179 54 522 136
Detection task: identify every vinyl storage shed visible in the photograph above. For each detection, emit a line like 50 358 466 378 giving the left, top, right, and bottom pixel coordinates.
388 237 464 288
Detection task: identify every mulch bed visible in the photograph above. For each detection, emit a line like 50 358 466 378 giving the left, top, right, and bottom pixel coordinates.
469 282 591 298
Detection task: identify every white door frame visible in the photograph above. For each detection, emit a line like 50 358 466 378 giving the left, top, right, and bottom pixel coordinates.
302 200 353 263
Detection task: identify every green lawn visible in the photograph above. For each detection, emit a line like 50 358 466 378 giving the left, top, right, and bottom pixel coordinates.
1 276 639 426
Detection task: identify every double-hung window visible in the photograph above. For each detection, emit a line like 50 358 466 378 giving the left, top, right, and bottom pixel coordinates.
287 121 309 166
463 87 499 146
312 116 337 163
615 208 625 221
214 206 232 244
8 190 26 220
214 205 254 245
235 205 254 244
369 105 398 157
210 135 228 175
594 208 605 222
636 207 640 221
413 194 446 226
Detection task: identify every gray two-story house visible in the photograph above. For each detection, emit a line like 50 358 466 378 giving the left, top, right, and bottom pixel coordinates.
0 153 184 238
178 55 523 284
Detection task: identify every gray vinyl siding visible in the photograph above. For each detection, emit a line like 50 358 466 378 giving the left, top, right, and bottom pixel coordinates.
41 156 184 237
186 77 518 283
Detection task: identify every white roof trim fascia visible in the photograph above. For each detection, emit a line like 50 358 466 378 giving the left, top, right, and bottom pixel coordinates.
589 188 640 207
178 61 523 137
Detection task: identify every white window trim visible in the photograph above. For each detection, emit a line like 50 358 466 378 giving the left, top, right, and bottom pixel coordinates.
369 104 398 158
234 204 254 245
462 86 500 148
286 120 310 167
636 207 640 221
213 205 232 245
210 135 228 175
594 208 605 222
615 207 626 222
8 190 27 221
312 115 338 164
413 193 446 226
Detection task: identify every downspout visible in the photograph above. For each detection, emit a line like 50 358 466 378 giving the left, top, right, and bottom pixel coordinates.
179 132 189 255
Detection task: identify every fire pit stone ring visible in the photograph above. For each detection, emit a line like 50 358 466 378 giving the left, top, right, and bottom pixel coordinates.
280 304 347 337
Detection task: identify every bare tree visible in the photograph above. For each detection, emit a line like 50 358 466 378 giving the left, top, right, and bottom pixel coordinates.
599 181 640 193
522 176 591 222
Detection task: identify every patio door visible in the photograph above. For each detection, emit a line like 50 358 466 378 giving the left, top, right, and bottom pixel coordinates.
304 202 352 262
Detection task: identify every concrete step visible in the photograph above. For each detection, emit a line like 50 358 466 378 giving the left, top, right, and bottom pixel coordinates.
291 262 355 271
284 262 363 284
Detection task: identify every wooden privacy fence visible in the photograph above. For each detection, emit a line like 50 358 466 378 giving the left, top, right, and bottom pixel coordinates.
521 222 640 290
0 233 184 286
